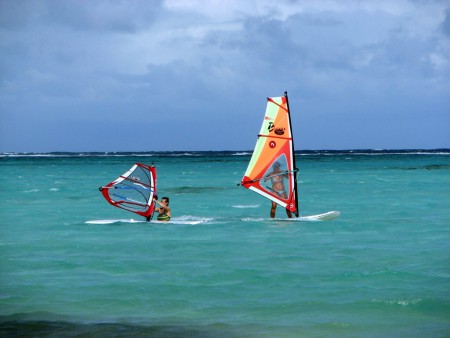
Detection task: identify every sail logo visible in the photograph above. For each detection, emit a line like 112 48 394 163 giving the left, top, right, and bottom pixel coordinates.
268 122 285 135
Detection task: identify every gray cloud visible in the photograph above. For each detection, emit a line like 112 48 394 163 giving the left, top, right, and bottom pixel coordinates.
442 7 450 37
0 0 449 152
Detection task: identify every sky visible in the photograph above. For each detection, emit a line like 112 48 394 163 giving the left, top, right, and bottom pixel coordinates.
0 0 449 152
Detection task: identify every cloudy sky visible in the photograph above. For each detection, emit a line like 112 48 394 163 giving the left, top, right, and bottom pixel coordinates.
1 0 449 152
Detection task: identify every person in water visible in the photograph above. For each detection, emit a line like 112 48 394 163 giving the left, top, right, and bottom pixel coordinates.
153 196 171 221
265 161 292 218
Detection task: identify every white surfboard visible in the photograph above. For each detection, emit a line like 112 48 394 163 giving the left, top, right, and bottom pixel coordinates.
241 211 340 223
270 210 340 222
85 218 208 225
297 210 340 221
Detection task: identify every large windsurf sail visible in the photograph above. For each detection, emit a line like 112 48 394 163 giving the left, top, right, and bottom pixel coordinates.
240 91 299 217
99 163 157 220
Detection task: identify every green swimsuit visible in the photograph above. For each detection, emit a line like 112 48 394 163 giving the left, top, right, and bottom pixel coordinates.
157 214 170 221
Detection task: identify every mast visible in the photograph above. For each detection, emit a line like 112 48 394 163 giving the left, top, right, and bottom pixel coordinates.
284 91 299 217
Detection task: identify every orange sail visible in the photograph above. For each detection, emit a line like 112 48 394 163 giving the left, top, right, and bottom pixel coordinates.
240 92 299 216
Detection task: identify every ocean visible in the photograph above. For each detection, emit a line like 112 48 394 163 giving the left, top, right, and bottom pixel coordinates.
1 150 449 337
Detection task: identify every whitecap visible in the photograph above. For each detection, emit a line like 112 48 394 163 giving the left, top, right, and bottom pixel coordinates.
232 204 260 208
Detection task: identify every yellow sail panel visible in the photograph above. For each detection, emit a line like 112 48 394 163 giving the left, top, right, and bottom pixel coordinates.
241 93 299 216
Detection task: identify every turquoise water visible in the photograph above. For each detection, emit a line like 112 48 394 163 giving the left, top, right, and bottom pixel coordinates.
1 151 449 337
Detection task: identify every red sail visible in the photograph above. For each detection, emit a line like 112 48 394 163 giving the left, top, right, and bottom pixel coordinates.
99 163 157 219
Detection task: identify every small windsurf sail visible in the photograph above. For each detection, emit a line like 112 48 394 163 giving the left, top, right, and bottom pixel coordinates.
240 91 299 216
99 163 157 220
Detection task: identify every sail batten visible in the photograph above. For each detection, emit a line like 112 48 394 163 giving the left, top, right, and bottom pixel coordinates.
257 135 293 140
241 169 299 185
240 92 299 217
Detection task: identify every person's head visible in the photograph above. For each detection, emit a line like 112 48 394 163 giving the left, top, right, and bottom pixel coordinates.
161 197 169 205
273 161 281 170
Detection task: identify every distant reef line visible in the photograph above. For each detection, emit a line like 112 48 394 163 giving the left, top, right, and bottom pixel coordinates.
1 149 449 157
